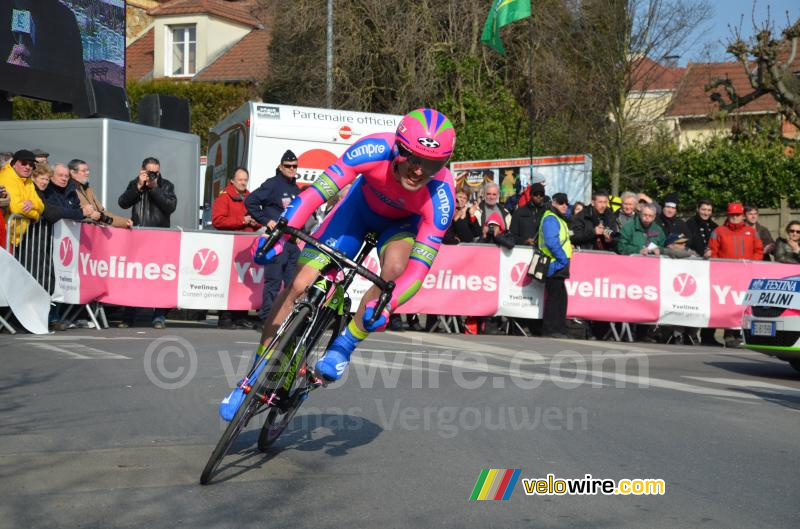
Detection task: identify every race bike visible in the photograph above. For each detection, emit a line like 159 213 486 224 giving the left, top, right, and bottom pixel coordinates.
200 218 393 485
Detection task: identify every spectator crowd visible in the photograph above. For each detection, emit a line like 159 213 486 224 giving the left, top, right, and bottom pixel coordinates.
2 146 798 347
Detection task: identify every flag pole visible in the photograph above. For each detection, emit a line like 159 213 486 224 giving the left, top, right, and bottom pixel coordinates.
528 15 535 187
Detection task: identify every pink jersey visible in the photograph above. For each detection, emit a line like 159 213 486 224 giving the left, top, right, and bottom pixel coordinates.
283 132 456 311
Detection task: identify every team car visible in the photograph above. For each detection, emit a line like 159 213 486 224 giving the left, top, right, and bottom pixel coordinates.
741 276 800 372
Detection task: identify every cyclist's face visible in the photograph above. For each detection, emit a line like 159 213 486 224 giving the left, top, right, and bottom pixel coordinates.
395 158 431 191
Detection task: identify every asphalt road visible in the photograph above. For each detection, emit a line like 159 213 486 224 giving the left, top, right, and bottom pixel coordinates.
1 324 799 529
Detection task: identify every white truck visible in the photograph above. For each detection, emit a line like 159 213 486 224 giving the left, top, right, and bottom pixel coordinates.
201 102 402 227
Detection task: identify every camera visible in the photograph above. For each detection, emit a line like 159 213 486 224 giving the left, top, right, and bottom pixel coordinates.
147 170 159 180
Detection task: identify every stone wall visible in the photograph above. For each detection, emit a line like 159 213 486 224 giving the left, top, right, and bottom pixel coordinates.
127 1 161 42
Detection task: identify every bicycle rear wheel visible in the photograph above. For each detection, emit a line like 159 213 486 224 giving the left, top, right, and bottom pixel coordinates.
257 311 344 452
200 306 312 485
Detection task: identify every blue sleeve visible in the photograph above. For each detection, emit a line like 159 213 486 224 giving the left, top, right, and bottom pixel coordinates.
542 216 569 275
245 179 283 225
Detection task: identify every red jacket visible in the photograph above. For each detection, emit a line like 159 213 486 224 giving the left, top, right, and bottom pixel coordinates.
708 220 763 260
212 181 260 232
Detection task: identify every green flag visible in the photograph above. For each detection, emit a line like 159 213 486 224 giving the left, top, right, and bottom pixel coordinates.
481 0 532 55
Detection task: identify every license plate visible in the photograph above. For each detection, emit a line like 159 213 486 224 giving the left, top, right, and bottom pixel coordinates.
750 321 776 337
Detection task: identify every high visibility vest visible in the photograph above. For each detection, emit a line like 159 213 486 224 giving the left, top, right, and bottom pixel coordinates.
537 210 573 259
609 194 622 212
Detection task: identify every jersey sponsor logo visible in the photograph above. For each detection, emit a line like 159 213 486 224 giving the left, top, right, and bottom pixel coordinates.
418 137 440 148
313 173 339 199
430 183 454 230
343 139 390 166
427 235 443 244
369 185 405 209
411 245 437 266
328 164 345 177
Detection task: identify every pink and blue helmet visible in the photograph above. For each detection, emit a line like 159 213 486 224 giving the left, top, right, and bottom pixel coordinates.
395 108 456 175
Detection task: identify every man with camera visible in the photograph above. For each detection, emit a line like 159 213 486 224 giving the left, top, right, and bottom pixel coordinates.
117 157 177 328
570 189 618 251
118 157 176 229
69 159 132 228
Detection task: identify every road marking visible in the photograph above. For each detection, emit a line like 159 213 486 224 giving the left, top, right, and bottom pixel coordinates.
17 335 153 341
30 343 129 360
560 368 759 399
683 376 800 397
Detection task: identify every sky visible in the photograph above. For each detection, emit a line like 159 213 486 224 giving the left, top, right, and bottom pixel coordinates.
681 0 800 65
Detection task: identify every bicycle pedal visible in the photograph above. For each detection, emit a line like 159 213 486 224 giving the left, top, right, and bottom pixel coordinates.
308 375 327 388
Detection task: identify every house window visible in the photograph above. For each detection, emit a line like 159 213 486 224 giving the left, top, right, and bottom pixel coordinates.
167 25 196 76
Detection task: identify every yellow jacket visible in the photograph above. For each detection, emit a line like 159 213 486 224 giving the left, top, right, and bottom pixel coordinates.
0 164 45 246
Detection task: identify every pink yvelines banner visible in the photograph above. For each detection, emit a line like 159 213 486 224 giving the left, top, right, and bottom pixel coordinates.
50 221 800 328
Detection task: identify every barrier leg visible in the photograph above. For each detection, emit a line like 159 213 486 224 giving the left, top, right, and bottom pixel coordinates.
85 303 102 331
621 322 634 342
0 310 16 334
509 318 529 337
97 304 109 329
604 322 620 342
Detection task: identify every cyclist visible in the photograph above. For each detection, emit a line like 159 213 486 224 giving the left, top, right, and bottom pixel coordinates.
219 108 456 419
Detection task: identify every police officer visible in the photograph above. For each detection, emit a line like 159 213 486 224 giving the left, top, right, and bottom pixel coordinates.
538 192 573 338
245 150 302 320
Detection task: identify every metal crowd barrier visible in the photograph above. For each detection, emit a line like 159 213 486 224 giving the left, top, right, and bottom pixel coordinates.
4 214 106 332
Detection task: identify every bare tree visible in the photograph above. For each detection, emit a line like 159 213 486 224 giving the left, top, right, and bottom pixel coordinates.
554 0 712 195
705 16 800 137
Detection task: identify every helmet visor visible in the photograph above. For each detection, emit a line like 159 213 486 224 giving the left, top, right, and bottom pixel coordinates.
396 142 449 177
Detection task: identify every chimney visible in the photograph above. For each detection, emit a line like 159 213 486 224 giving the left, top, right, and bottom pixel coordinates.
662 55 680 68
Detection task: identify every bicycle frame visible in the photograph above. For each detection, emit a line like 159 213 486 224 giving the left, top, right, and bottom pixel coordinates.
248 230 384 410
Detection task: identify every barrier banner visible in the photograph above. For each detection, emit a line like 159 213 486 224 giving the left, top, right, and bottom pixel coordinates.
565 252 660 323
349 245 500 316
51 220 83 304
49 221 800 328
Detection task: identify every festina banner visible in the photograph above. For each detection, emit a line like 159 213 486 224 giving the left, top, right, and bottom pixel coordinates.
50 221 800 328
743 278 800 310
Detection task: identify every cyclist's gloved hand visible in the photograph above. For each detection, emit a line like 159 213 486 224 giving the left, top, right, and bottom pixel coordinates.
251 236 284 265
363 300 391 332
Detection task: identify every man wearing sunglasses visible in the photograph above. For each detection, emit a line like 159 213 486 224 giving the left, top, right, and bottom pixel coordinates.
0 149 45 247
245 150 303 321
220 108 456 414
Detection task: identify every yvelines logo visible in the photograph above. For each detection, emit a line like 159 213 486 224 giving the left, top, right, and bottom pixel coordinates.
511 262 533 287
193 248 219 276
672 273 697 297
59 237 74 266
364 254 380 274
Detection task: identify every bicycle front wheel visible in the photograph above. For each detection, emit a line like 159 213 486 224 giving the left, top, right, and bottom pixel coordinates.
257 310 343 451
200 305 312 485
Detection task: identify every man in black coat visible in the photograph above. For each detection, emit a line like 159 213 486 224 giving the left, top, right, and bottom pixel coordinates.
116 157 177 329
656 192 690 240
510 182 548 246
570 189 617 251
118 157 177 228
684 198 717 258
245 150 302 321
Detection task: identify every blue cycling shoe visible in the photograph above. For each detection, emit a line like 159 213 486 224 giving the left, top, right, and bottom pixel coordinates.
315 348 351 382
219 384 247 421
219 354 267 421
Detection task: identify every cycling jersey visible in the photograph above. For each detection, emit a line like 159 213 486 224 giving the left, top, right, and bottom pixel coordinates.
282 132 455 312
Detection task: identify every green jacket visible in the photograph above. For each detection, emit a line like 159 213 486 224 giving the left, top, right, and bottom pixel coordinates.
617 216 666 255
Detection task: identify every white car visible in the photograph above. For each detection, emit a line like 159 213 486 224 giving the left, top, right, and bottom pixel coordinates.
741 276 800 372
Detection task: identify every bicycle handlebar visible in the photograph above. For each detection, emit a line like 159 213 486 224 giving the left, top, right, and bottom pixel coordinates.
256 218 395 325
